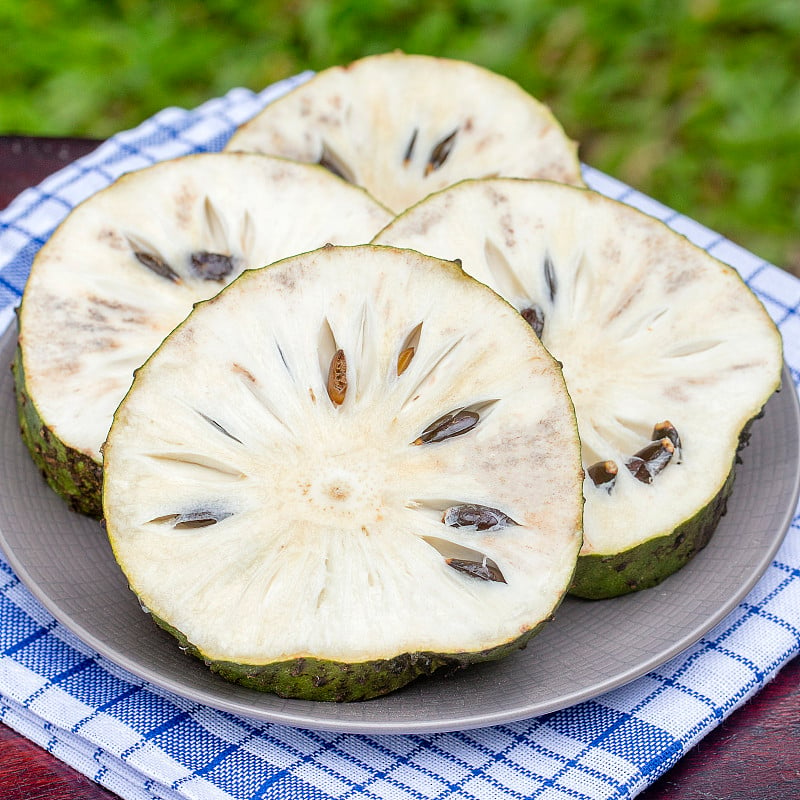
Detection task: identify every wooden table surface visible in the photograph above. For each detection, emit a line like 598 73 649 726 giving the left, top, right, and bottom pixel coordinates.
1 135 799 799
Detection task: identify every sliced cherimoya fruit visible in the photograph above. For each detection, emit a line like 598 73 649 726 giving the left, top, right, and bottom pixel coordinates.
374 179 783 598
102 244 583 701
13 153 391 517
225 52 583 213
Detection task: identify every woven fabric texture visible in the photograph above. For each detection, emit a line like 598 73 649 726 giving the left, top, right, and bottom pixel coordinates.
1 77 799 800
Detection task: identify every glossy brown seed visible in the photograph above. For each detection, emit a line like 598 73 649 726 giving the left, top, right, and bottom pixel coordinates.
134 251 181 283
425 129 458 175
521 305 545 338
588 460 618 489
190 251 235 281
413 409 479 445
397 346 415 375
397 322 423 375
327 348 348 406
446 557 507 583
653 420 682 461
625 437 675 484
443 504 517 531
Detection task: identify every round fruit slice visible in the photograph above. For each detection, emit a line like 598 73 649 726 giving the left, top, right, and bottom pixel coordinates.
14 153 392 517
225 52 583 213
102 244 583 701
374 179 784 598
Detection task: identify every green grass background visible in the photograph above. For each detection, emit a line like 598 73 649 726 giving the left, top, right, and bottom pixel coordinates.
2 0 799 274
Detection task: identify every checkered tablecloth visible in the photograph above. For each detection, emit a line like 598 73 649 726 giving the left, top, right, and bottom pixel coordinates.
2 75 800 800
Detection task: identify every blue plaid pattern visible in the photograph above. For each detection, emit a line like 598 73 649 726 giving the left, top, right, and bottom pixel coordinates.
1 78 799 800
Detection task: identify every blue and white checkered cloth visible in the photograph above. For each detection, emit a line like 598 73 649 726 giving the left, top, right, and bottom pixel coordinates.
2 76 800 800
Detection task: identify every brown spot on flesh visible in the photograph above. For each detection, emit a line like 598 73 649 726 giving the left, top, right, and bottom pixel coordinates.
327 484 349 501
599 238 622 266
496 211 516 248
606 282 644 323
174 183 197 228
87 296 139 314
232 363 257 383
663 268 699 294
664 384 691 404
731 361 761 371
85 336 119 351
486 187 510 209
271 269 297 291
97 228 127 250
86 306 108 324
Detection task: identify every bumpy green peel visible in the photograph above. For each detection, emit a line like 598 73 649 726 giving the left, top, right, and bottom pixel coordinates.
570 469 734 599
12 333 102 518
152 612 549 702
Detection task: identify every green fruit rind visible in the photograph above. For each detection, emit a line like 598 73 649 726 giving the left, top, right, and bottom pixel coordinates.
569 413 762 600
570 469 734 599
151 612 549 702
11 331 102 518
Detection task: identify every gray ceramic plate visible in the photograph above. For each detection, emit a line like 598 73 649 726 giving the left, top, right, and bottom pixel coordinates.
1 321 798 734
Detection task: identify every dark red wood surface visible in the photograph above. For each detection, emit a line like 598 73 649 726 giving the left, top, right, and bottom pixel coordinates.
0 135 101 209
1 135 800 799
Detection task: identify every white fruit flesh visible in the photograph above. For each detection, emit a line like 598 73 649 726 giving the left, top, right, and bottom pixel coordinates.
103 245 583 668
374 180 783 568
18 154 391 473
225 53 583 213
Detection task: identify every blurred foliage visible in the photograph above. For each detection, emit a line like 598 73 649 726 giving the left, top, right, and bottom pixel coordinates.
2 0 799 273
